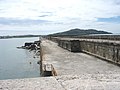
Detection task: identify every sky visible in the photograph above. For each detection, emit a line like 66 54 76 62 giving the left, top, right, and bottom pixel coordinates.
0 0 120 35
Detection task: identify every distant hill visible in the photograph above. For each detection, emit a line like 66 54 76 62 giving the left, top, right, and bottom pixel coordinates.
49 28 112 36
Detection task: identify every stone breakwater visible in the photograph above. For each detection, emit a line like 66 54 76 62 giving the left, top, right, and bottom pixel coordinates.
1 38 120 90
46 36 120 65
40 39 120 76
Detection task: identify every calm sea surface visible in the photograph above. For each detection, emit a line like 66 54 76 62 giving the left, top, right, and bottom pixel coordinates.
0 37 40 80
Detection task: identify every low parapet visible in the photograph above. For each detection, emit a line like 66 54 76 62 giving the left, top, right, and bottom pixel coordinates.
46 36 120 65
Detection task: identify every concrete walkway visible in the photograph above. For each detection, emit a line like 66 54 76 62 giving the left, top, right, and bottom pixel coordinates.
41 39 120 75
1 74 120 90
0 77 64 90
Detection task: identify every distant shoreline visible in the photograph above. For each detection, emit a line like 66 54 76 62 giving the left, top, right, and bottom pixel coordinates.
0 35 41 39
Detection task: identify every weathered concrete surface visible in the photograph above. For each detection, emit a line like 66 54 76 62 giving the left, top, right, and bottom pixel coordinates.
41 39 120 75
1 74 120 90
0 77 65 90
56 74 120 90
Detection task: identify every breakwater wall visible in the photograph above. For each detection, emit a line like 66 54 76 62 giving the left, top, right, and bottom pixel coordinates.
58 40 81 52
81 41 120 64
46 36 120 65
47 35 120 40
40 40 57 76
75 35 120 40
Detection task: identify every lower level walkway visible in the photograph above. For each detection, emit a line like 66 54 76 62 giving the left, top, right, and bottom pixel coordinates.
41 39 120 75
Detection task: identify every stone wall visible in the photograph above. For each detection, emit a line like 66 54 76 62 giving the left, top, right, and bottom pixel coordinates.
46 35 120 40
75 35 120 40
46 36 120 65
58 40 81 52
80 41 120 64
40 41 57 76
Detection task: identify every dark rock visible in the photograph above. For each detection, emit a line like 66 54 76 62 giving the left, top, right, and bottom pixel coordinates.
37 61 40 64
25 43 33 47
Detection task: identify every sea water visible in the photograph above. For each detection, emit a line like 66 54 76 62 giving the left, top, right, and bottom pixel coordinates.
0 37 40 80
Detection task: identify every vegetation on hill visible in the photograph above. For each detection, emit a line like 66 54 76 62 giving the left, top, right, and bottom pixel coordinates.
49 28 112 36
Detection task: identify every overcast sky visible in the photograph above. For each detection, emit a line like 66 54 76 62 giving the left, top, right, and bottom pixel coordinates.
0 0 120 35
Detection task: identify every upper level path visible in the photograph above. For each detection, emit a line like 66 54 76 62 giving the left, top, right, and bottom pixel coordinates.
52 37 120 44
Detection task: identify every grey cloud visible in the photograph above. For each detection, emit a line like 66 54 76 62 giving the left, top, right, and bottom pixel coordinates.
37 12 53 18
113 0 120 4
0 17 50 25
0 0 6 2
109 0 120 5
40 12 53 17
39 15 49 17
